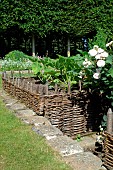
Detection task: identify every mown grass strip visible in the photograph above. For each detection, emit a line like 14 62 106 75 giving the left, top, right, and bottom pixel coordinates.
0 74 72 170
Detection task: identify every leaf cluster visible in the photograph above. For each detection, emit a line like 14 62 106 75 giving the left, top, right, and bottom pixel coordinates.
31 54 84 88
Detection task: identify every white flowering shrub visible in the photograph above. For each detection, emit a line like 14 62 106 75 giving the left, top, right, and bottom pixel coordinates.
81 43 113 107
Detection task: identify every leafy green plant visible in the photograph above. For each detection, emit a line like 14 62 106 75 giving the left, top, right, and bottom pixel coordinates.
5 50 30 61
32 57 60 84
1 50 32 71
31 55 84 89
55 55 82 86
81 45 113 107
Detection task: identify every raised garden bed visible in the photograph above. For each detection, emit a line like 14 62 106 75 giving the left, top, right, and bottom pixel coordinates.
2 71 103 138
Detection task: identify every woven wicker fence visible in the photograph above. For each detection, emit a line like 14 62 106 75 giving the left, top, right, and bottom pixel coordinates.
103 109 113 170
2 71 102 138
104 132 113 170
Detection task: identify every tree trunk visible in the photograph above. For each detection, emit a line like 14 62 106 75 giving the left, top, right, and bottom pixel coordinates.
67 36 70 57
32 34 35 57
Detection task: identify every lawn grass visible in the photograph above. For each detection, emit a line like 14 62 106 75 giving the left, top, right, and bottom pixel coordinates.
0 74 72 170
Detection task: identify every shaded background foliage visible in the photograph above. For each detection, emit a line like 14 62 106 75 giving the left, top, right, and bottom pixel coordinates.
0 0 113 58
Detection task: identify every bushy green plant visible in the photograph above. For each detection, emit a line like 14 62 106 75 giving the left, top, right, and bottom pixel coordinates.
5 50 30 61
31 55 84 89
81 44 113 107
79 42 113 130
1 50 32 71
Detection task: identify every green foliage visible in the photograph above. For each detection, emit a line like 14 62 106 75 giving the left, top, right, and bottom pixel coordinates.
1 50 32 71
5 50 30 61
1 0 113 37
31 55 84 88
88 28 108 49
32 57 59 84
80 45 113 108
79 32 113 130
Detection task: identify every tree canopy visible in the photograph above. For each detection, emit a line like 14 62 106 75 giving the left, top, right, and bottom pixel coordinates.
1 0 113 37
0 0 113 57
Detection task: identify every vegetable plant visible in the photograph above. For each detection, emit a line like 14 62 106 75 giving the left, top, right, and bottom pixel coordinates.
31 55 85 90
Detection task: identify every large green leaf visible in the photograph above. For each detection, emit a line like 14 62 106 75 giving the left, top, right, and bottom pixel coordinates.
32 62 42 75
106 55 113 64
108 68 113 78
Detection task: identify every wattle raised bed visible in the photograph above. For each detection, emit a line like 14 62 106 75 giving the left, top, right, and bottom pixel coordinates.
2 72 102 138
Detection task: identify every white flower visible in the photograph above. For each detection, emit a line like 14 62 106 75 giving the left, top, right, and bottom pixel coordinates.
97 60 105 67
83 58 92 68
88 49 97 56
98 48 104 54
93 72 100 79
95 54 101 60
106 41 113 47
102 51 108 58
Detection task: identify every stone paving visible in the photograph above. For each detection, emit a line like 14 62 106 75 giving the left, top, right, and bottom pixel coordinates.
0 90 107 170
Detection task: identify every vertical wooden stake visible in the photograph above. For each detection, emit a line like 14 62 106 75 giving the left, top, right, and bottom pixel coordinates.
4 71 6 79
30 82 33 93
27 82 29 91
22 79 25 89
21 70 23 76
13 77 15 84
8 75 10 82
36 85 39 93
17 78 20 87
44 83 48 95
79 80 82 91
19 70 21 78
55 83 58 94
39 85 44 95
11 71 13 78
15 77 18 86
68 82 71 94
107 108 113 134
